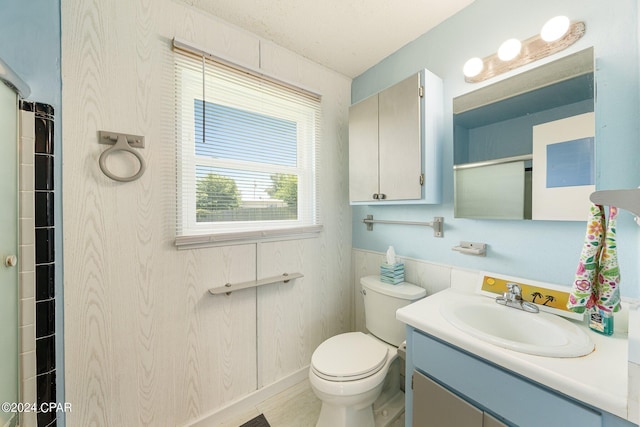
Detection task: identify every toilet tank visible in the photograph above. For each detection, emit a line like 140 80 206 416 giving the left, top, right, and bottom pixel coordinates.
361 275 426 346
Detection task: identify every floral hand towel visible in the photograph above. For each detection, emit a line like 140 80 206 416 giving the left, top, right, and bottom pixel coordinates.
567 204 605 313
596 206 621 312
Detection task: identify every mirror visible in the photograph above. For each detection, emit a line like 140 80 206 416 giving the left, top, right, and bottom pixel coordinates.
453 47 595 220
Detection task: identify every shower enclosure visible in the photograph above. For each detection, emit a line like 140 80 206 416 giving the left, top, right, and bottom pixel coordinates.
1 56 30 427
0 66 19 427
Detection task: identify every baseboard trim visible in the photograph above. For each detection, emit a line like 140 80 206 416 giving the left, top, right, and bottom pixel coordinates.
185 365 310 427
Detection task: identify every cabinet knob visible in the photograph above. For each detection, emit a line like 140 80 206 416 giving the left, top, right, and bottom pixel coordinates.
372 193 379 200
379 193 386 200
5 255 18 268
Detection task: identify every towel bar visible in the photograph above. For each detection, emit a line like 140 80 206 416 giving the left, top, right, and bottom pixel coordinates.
362 215 444 237
209 272 304 296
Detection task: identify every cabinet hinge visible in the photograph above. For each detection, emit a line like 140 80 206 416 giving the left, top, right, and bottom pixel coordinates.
419 174 424 186
419 85 424 97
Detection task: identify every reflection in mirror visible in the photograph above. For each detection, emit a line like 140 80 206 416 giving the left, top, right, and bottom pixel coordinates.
453 47 594 220
455 158 530 219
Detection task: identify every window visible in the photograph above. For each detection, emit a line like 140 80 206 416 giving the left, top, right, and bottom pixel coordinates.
173 41 322 246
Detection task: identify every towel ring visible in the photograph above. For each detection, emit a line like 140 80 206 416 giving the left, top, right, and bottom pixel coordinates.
99 135 146 182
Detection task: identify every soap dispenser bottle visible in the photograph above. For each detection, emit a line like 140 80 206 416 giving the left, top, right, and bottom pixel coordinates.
588 308 614 336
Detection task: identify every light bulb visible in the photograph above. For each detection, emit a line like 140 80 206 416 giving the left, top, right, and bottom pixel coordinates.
541 16 570 42
463 57 484 78
497 38 522 61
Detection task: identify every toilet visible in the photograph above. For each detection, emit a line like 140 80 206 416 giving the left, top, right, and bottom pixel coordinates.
309 275 426 427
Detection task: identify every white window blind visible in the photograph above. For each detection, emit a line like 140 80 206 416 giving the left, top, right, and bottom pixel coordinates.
173 40 322 246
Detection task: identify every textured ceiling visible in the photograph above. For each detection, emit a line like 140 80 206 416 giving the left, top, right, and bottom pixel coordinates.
182 0 476 78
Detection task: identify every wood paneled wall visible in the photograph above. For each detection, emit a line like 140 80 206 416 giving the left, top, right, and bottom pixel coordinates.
61 1 352 425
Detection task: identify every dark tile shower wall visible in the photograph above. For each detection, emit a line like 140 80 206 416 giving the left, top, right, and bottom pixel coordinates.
21 101 57 427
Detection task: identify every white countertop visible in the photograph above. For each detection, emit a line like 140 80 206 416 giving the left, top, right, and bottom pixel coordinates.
397 288 630 420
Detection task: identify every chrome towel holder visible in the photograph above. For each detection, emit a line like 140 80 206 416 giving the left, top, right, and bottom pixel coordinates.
362 215 444 237
209 272 304 296
98 131 146 182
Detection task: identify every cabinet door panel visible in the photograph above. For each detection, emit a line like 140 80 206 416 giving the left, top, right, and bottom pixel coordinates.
378 73 422 201
348 94 379 202
413 371 483 427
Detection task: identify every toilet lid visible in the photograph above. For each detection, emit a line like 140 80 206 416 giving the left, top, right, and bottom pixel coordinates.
311 332 388 381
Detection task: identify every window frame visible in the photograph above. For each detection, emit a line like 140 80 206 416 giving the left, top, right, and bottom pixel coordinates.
173 43 322 247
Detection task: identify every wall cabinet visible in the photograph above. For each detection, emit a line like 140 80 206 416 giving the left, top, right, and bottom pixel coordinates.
348 69 442 205
406 329 637 427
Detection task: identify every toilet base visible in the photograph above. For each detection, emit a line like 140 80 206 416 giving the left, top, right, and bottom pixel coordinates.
373 390 405 427
312 381 383 427
315 400 375 427
314 390 405 427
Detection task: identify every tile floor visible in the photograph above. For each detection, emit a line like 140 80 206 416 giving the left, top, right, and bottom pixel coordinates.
217 379 405 427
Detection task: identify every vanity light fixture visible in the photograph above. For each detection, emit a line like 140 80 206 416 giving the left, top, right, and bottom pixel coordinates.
497 38 522 61
463 17 585 83
540 15 571 42
462 57 484 78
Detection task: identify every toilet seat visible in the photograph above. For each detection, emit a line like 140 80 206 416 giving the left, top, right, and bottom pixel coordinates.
311 332 388 382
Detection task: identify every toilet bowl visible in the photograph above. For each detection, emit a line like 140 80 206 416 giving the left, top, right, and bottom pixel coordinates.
309 276 426 427
309 332 397 427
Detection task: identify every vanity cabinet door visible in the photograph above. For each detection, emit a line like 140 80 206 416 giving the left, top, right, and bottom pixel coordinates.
412 370 483 427
378 73 422 201
412 370 509 427
348 94 379 202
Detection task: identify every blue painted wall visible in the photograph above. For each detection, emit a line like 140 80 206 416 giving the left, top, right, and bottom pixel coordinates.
0 1 64 424
0 0 61 108
352 0 640 297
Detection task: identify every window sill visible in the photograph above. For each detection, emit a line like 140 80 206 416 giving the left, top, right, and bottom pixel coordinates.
175 224 323 249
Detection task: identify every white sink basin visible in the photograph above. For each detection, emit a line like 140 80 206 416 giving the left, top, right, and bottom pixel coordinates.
440 295 595 358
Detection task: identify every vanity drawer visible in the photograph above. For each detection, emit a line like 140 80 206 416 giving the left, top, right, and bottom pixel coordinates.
412 330 602 427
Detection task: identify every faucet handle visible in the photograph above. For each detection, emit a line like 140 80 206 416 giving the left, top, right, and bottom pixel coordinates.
506 282 521 296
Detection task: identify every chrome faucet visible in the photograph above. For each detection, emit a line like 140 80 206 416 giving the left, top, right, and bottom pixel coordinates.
495 283 539 313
